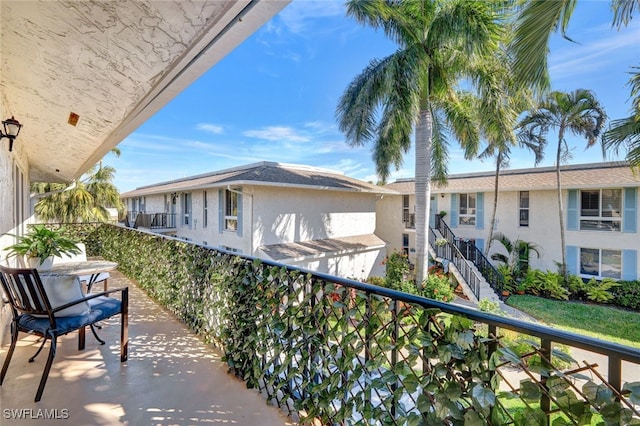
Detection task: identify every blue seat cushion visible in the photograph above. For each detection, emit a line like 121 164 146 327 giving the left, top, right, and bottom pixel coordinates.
17 296 122 336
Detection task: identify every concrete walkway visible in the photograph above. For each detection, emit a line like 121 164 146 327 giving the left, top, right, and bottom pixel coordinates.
0 270 294 426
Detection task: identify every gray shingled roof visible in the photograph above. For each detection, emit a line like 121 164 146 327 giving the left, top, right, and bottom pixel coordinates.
121 162 396 197
260 234 386 261
384 162 639 194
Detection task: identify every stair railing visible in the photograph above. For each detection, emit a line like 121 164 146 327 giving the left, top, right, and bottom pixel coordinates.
433 215 504 298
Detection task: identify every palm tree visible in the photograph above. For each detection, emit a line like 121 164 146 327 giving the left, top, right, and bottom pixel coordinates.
517 89 607 278
510 0 640 94
602 67 640 170
33 149 124 223
336 0 503 285
490 232 540 278
472 31 542 255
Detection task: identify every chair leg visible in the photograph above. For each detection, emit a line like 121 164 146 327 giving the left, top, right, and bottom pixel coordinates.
34 336 57 402
0 322 18 385
121 287 129 362
78 326 86 351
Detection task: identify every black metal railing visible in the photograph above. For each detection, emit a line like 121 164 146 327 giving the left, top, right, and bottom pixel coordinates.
61 223 640 425
403 213 415 229
127 211 176 229
434 215 504 297
429 227 482 299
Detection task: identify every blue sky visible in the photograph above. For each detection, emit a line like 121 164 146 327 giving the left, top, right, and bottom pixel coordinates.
108 0 640 193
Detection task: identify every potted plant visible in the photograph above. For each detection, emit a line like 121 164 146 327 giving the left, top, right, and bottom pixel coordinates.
4 225 82 270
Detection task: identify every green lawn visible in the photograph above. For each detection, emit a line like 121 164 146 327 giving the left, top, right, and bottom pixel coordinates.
506 295 640 349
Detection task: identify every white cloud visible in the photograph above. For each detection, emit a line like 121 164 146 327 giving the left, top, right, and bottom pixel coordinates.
196 123 224 134
243 126 310 142
277 0 345 35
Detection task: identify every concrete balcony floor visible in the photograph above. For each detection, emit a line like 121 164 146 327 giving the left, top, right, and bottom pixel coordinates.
0 270 294 426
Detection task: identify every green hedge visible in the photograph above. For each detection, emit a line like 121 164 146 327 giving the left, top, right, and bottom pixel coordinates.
60 224 640 425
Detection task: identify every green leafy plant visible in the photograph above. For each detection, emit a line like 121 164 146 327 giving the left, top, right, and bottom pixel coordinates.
421 273 454 302
382 250 411 291
585 278 619 303
478 298 502 315
4 224 81 265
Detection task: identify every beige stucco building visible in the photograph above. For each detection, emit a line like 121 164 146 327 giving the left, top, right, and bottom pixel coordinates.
380 162 639 281
121 162 394 280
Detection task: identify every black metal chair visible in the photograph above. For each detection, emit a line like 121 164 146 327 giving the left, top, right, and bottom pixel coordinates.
0 265 128 402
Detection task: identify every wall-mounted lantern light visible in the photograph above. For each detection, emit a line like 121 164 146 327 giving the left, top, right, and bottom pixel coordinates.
1 116 22 152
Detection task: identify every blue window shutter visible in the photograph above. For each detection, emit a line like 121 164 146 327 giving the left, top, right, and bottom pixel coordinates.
218 190 223 234
567 190 578 231
430 196 438 228
450 194 459 228
566 245 578 275
476 192 484 230
236 190 243 237
622 249 638 280
475 238 484 253
623 187 637 233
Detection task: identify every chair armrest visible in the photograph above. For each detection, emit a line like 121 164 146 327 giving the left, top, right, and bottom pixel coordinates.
51 287 128 314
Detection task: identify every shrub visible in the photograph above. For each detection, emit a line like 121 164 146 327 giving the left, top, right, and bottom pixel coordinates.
478 298 502 315
611 280 640 311
585 278 619 304
521 269 569 300
421 273 454 302
366 276 385 287
382 251 410 291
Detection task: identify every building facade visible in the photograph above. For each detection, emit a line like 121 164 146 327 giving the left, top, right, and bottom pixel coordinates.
121 162 393 280
380 162 639 281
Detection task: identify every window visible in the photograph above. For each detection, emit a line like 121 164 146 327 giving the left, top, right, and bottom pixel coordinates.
580 189 621 231
225 189 238 231
203 191 208 228
182 192 191 226
519 191 529 227
402 195 411 227
458 193 476 226
402 233 409 256
580 248 621 279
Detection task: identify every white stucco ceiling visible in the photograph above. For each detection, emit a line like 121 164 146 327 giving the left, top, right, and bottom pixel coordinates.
1 0 288 183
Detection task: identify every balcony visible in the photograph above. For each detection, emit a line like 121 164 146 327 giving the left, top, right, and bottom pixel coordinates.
0 269 292 425
3 223 640 425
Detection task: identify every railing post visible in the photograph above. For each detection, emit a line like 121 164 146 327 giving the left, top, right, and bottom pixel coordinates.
540 338 551 426
609 354 622 396
391 299 399 419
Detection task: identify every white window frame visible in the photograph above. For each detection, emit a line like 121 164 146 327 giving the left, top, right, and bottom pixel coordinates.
579 247 622 279
203 190 208 228
458 193 476 226
224 189 238 232
519 191 529 227
182 192 191 226
579 188 622 232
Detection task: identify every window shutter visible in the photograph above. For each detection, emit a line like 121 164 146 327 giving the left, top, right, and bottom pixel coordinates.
430 196 438 228
622 249 638 280
566 245 578 275
567 190 578 231
623 187 637 233
236 190 243 237
187 193 192 230
450 194 458 228
218 190 223 234
476 192 484 230
475 238 484 253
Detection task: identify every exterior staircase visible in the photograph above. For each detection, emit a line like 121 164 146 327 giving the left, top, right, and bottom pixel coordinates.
428 215 504 303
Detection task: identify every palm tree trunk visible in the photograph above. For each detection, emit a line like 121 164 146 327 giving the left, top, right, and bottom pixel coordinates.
485 151 502 256
556 127 567 278
414 108 433 287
